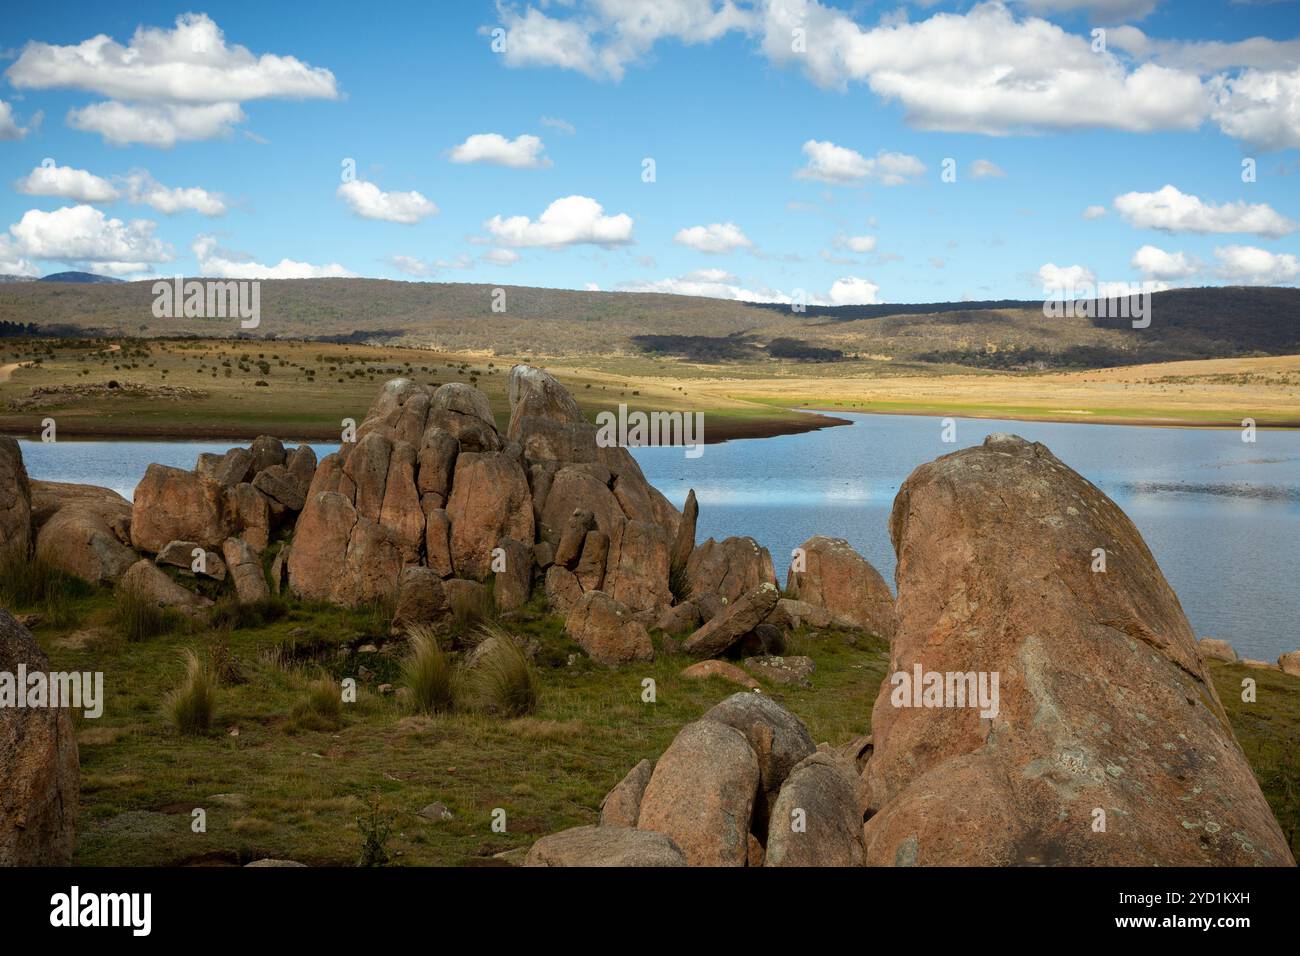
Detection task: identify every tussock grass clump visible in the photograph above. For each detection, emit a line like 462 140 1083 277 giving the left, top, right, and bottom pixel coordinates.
0 549 90 626
447 585 492 629
460 624 539 717
400 625 455 715
164 648 217 736
291 671 343 731
112 583 181 642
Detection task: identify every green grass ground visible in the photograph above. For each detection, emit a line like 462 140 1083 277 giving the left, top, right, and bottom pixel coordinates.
10 577 1297 866
21 583 888 866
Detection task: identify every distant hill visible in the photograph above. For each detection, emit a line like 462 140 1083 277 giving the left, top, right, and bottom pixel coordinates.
0 278 1295 369
0 275 37 284
39 271 124 284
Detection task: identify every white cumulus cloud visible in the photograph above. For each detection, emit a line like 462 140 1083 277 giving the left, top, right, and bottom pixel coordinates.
67 101 247 147
827 276 882 305
485 195 633 248
16 163 119 202
839 235 878 254
1038 262 1096 290
7 13 337 146
1131 244 1201 280
1114 185 1296 238
122 171 226 215
674 222 752 253
491 1 753 82
1213 245 1300 285
448 132 551 168
4 204 170 274
337 180 438 224
796 140 926 186
483 1 1295 149
0 100 34 140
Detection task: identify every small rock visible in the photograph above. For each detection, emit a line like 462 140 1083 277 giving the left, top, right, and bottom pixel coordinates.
245 859 306 867
1198 637 1238 663
418 802 454 822
681 659 758 689
743 655 815 688
524 826 687 867
1279 651 1300 678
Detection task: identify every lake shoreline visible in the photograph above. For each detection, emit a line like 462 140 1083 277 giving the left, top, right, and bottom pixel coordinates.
0 408 856 445
791 403 1300 430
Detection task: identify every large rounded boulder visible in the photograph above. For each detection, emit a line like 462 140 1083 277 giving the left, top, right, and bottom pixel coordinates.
786 535 897 639
864 434 1294 866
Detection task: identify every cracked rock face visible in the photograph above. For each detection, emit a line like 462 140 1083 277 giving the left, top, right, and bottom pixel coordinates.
863 434 1294 866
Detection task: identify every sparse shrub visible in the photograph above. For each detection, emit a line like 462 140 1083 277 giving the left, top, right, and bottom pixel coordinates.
0 550 90 624
207 638 246 685
460 624 539 717
400 625 454 715
356 792 394 867
112 582 180 642
165 648 216 735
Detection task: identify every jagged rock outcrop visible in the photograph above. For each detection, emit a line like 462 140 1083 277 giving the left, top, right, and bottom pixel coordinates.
565 590 654 665
222 537 269 604
769 597 832 631
446 452 533 579
863 434 1295 867
493 537 533 612
671 489 698 568
687 536 776 610
280 366 687 633
156 540 226 581
786 535 897 638
0 609 78 865
682 582 780 658
131 464 231 553
392 567 453 632
0 437 32 559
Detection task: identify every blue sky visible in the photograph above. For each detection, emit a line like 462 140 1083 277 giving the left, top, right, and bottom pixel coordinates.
0 0 1297 304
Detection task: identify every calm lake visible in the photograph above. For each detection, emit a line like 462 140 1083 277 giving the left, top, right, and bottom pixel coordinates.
16 412 1300 661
